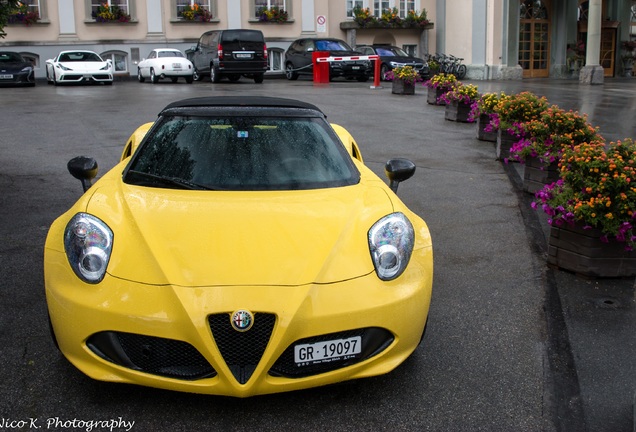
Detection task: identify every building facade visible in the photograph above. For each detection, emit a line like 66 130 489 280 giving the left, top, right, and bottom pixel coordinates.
1 0 635 80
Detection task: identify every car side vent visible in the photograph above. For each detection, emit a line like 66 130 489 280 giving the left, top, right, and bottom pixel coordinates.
208 312 276 384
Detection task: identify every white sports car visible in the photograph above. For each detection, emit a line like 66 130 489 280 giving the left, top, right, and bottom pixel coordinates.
46 50 113 85
137 48 194 84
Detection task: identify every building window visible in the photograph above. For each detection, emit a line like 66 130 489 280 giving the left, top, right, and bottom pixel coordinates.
176 0 214 19
268 48 284 73
91 0 129 17
399 0 417 18
20 53 40 68
402 44 416 56
85 0 135 21
25 0 41 17
347 0 366 18
101 51 128 73
373 1 391 17
253 0 289 18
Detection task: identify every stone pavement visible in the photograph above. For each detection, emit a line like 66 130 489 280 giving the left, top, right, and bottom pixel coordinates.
475 77 636 432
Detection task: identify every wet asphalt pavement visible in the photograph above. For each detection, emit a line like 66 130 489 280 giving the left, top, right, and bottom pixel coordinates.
0 74 635 431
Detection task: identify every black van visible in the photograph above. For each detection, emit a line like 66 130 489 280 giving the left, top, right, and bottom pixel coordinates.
189 29 268 83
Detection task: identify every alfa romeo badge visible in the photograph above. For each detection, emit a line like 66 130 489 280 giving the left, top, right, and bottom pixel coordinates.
231 309 254 332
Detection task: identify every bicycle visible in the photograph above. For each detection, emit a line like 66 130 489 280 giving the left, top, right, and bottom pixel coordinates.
446 55 467 79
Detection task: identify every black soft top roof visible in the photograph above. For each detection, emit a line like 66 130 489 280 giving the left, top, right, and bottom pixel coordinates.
161 97 324 115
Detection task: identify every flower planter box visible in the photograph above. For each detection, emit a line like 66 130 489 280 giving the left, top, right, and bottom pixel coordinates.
523 157 560 194
476 113 497 142
548 222 636 278
496 129 520 161
427 87 447 105
392 79 415 95
444 100 472 122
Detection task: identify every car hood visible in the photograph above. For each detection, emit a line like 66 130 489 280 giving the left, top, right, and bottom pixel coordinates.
59 61 108 70
0 61 30 71
386 56 425 64
85 175 394 287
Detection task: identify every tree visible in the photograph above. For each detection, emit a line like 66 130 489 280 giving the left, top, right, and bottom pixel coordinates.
0 0 22 39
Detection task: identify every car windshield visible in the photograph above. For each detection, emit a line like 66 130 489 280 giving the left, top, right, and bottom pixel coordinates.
376 47 409 57
0 52 24 63
60 52 102 62
315 40 352 51
124 114 360 191
158 51 184 58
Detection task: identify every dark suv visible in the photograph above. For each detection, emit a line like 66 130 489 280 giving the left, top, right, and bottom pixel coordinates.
284 38 372 82
188 29 268 83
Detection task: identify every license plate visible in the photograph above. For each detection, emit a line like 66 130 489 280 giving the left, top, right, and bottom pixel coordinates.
172 63 182 69
83 74 92 78
294 336 362 366
351 66 360 70
0 74 13 79
235 53 253 59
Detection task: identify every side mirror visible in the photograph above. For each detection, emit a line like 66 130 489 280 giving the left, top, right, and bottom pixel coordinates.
67 156 98 192
385 158 416 193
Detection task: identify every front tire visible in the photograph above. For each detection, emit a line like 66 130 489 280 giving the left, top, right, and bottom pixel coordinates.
285 63 298 80
380 64 390 81
137 68 145 83
150 68 159 84
193 68 202 81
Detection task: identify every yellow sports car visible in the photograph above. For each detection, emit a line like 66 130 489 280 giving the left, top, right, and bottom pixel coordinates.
44 96 433 397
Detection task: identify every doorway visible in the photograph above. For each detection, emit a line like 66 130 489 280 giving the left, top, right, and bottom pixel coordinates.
519 0 551 78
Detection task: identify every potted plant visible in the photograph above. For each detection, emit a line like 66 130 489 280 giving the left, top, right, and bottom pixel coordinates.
386 65 422 95
621 40 636 76
180 3 213 21
509 106 603 193
7 2 40 25
533 139 636 277
257 6 288 23
93 3 132 22
566 40 586 77
423 73 458 105
439 83 479 122
469 92 505 142
492 91 548 161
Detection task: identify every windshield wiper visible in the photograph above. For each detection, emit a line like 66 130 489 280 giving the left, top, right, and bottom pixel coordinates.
126 170 216 190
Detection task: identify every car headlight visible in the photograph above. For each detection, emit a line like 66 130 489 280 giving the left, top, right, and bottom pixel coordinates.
64 213 113 284
100 64 111 71
21 66 33 72
57 64 71 71
368 212 414 281
390 61 404 68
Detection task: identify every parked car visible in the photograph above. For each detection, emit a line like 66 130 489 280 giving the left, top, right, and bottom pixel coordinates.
188 29 267 83
45 96 434 397
284 38 372 82
356 45 430 81
137 48 194 84
0 51 35 86
45 50 113 85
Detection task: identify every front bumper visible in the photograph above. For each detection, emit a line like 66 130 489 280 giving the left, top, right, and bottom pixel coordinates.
0 70 35 85
58 73 113 83
45 246 432 397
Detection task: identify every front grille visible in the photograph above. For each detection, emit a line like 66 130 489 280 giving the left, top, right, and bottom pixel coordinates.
86 331 216 380
208 312 276 384
269 327 394 378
